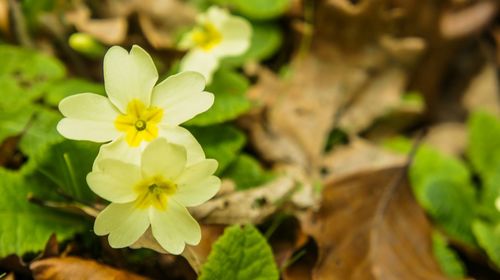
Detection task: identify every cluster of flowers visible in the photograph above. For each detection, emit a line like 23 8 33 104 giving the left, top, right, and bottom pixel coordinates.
56 7 250 255
57 44 218 254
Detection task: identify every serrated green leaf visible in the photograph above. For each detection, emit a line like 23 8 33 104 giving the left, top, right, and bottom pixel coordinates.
410 147 477 245
472 220 500 269
223 154 275 190
188 124 246 174
44 78 105 107
467 111 500 180
0 45 65 108
0 168 89 257
222 22 282 67
199 224 279 280
432 232 467 278
187 69 251 126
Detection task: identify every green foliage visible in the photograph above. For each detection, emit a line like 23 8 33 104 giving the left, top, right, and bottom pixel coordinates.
0 45 101 257
410 147 477 245
44 78 105 107
199 224 279 280
222 22 283 67
472 220 500 268
28 140 100 202
188 124 246 174
467 111 500 179
432 232 466 278
0 45 65 108
0 169 89 257
212 0 292 20
223 154 275 190
187 69 251 126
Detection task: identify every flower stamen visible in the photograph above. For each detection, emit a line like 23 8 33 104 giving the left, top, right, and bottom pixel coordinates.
114 99 163 147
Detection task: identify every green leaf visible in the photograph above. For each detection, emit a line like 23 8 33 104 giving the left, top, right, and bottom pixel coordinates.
187 69 251 126
223 154 275 190
18 108 64 157
222 22 283 67
0 169 89 257
432 232 467 278
44 78 105 107
410 147 477 245
188 124 246 174
472 220 500 269
199 224 279 280
467 111 500 179
0 104 35 143
478 163 500 222
27 140 100 202
213 0 292 20
0 45 65 108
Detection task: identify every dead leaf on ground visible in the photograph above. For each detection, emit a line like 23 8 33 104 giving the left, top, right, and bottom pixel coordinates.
321 139 405 182
424 122 467 156
65 5 127 45
462 62 500 117
137 0 196 49
302 166 447 280
30 257 148 280
242 0 427 176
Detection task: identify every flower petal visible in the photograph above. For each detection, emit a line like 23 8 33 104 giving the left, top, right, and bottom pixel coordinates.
173 176 220 207
93 137 143 171
141 138 187 179
161 90 213 127
103 45 158 112
150 200 201 254
159 126 205 165
94 202 150 248
57 93 120 142
212 16 251 57
151 71 205 110
177 159 218 185
179 50 219 83
87 160 141 203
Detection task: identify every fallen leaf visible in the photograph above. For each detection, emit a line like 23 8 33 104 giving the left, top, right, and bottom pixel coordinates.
30 257 148 280
303 166 448 280
0 0 8 35
321 139 405 182
462 62 500 117
424 122 467 156
65 5 127 45
137 0 196 49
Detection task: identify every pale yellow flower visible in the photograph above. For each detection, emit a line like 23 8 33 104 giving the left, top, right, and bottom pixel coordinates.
88 138 220 254
179 6 251 82
57 45 213 167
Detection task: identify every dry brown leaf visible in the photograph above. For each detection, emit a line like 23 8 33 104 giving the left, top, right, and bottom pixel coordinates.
321 139 405 182
30 257 148 280
440 1 498 40
65 5 127 45
424 122 467 156
136 0 196 49
0 0 9 35
302 166 447 280
462 62 500 117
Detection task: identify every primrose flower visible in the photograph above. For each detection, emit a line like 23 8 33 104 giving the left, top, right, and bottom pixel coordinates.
496 196 500 212
88 138 220 254
179 6 251 82
57 45 213 167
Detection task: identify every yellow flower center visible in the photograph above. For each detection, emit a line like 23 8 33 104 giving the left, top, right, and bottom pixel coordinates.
114 99 163 147
134 176 177 210
191 22 222 51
